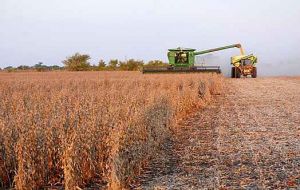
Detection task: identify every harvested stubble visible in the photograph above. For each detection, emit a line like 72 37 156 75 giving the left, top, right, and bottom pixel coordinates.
0 71 223 189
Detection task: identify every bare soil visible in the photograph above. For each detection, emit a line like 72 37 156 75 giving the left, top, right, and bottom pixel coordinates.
138 77 300 189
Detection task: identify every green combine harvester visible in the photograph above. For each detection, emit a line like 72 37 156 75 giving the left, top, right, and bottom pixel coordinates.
143 44 258 78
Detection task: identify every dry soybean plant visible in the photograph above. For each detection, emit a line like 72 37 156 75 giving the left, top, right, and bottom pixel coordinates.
0 71 223 189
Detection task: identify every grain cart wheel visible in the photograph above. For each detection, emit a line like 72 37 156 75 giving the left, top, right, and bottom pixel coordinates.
231 67 236 78
252 67 257 78
236 68 241 78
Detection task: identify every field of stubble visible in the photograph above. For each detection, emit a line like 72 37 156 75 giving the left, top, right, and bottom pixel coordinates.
139 77 300 189
0 71 222 189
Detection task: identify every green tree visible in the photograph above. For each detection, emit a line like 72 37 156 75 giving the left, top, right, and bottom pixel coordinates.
107 59 119 70
34 62 48 72
145 60 168 67
4 66 16 72
98 59 106 71
49 65 62 70
17 65 31 70
119 59 144 71
62 53 91 71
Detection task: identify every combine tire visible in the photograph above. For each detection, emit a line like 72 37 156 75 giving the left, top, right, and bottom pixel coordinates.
231 67 236 78
252 67 257 78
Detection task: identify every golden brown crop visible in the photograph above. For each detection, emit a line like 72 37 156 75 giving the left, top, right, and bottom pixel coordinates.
0 71 223 189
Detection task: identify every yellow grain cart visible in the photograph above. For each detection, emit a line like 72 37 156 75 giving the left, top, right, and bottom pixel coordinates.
231 45 258 78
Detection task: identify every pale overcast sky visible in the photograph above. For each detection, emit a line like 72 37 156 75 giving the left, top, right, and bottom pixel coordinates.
1 0 300 75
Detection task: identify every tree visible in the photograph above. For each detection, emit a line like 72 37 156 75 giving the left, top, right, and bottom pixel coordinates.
34 62 48 72
127 59 144 71
97 59 106 71
107 59 119 70
17 65 31 70
119 59 144 71
4 66 16 72
145 60 168 67
49 65 62 70
62 53 91 71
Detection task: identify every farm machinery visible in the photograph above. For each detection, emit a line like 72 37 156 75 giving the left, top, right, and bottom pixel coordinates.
142 44 257 78
231 47 257 78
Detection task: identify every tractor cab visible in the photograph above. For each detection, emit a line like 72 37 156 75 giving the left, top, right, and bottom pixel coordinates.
231 55 257 67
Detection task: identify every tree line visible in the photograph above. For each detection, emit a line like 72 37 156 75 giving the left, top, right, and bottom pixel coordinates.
1 53 168 72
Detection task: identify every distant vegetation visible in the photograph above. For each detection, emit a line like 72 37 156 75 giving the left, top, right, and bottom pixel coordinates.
1 63 63 72
62 53 91 71
0 52 168 72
